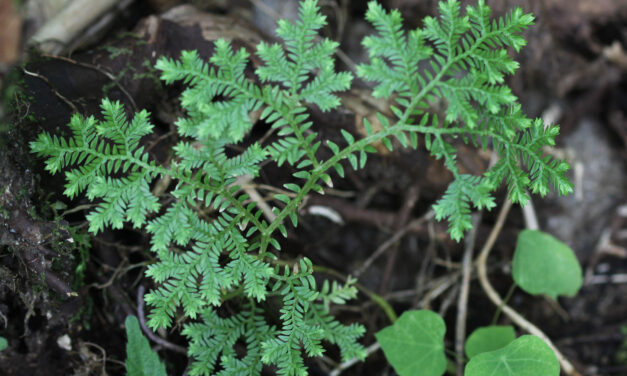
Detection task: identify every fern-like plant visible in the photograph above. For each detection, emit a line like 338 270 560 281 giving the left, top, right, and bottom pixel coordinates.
30 0 572 374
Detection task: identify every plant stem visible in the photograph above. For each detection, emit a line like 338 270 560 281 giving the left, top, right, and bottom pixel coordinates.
476 198 581 376
491 283 516 325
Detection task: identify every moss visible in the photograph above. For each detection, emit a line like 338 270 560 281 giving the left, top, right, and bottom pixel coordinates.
103 45 133 59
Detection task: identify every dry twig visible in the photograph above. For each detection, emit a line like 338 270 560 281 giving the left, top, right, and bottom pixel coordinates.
455 214 481 375
353 210 434 278
328 342 381 376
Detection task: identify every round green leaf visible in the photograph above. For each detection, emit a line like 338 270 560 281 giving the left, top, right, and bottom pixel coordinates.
465 335 559 376
376 310 446 376
0 336 7 351
512 230 582 299
465 325 516 359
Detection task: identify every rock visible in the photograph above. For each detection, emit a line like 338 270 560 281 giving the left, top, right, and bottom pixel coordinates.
544 119 624 261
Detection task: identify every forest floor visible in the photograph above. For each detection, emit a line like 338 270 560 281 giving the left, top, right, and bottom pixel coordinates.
0 0 626 375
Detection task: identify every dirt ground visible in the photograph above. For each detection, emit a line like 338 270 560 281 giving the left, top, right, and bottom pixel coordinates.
0 0 626 375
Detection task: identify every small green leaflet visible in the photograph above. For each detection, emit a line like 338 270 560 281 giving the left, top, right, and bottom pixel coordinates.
465 335 560 376
376 310 446 376
0 336 7 351
465 325 516 359
125 316 167 376
512 230 582 299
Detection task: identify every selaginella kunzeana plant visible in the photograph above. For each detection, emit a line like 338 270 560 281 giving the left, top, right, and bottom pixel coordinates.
30 0 573 374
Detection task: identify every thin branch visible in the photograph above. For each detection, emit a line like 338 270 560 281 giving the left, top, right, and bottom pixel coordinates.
353 210 434 278
41 54 137 112
455 214 481 375
586 274 627 284
0 309 7 328
328 342 381 376
22 67 79 113
380 185 420 294
521 195 539 230
235 175 276 222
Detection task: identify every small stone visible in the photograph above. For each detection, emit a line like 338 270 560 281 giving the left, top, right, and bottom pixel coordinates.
57 334 71 351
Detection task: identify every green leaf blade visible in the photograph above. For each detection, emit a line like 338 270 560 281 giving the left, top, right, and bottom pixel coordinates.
376 310 446 376
465 335 559 376
465 325 516 359
125 315 168 376
512 230 582 299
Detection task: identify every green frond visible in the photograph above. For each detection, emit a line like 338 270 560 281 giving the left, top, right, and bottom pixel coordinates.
358 0 550 238
145 233 236 327
300 67 352 111
256 0 351 110
256 42 291 84
423 0 470 57
223 143 267 178
258 259 365 375
437 73 517 127
157 46 259 143
357 2 432 98
267 136 308 167
433 174 496 241
85 172 160 232
224 249 273 302
30 100 160 233
486 119 573 203
307 303 366 361
146 197 195 251
184 303 275 376
319 277 359 309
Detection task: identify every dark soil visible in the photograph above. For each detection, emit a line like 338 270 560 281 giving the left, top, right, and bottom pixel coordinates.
0 0 625 375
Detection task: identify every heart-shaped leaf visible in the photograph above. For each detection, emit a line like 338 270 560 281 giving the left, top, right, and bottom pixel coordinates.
376 310 446 376
465 335 559 376
0 336 7 351
512 230 582 299
465 325 516 359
